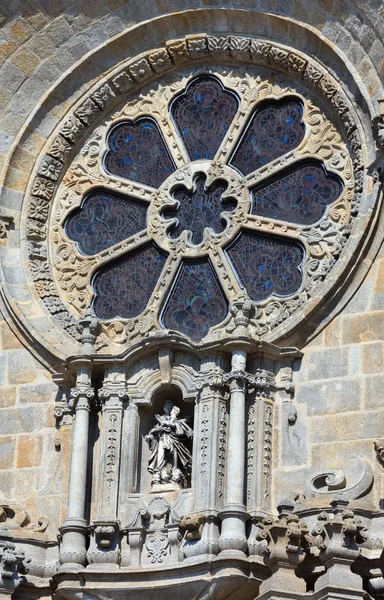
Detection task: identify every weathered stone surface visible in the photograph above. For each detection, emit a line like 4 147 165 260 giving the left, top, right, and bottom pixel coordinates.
364 374 384 409
296 377 361 416
306 347 349 381
7 349 39 385
0 406 46 436
0 436 15 470
16 435 42 468
312 409 384 443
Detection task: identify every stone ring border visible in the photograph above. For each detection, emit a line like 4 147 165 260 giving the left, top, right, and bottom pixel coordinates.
11 34 380 357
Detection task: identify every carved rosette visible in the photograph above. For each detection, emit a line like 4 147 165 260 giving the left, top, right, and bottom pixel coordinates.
12 34 369 355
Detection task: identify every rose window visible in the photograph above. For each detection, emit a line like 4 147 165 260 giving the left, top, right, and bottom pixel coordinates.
57 71 350 344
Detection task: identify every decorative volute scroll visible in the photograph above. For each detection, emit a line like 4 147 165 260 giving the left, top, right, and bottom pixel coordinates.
303 455 374 501
0 503 48 533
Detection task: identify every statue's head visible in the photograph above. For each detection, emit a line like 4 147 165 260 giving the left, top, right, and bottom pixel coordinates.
163 400 173 415
171 406 180 417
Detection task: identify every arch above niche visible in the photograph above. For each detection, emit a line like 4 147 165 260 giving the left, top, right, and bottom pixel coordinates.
0 19 381 362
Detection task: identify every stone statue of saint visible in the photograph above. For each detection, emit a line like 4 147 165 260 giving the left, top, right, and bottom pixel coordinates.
145 400 193 488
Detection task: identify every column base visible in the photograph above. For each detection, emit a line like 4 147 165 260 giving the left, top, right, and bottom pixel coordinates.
218 504 248 556
59 518 89 568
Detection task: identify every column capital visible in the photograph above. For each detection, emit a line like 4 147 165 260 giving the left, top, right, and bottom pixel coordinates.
69 385 96 411
98 385 128 409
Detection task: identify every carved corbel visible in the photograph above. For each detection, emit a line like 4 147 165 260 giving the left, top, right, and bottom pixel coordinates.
256 500 309 594
87 520 121 566
127 508 149 568
0 540 29 582
310 497 367 592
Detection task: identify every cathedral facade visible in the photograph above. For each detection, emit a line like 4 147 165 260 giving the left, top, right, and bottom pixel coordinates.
0 1 384 598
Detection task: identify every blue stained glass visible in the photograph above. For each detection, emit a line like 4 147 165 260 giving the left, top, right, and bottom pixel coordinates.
93 244 167 319
251 161 343 225
104 118 175 188
65 190 148 255
226 231 303 301
162 174 237 245
162 260 228 341
230 99 305 175
171 76 239 161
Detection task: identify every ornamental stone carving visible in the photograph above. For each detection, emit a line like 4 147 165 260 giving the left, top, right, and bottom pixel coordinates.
0 32 373 359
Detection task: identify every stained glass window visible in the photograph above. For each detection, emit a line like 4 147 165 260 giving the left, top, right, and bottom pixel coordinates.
62 74 347 343
93 244 167 319
226 231 303 301
162 260 228 342
251 161 343 225
230 99 305 175
65 190 148 255
104 118 175 188
171 76 239 161
162 174 237 245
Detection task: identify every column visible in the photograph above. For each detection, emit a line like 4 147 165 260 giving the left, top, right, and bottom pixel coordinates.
59 364 94 569
219 349 248 557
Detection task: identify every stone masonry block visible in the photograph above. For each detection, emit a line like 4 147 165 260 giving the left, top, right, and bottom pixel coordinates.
0 406 46 436
11 48 39 75
7 349 38 385
0 322 24 350
296 377 361 416
312 410 384 444
0 387 16 408
312 439 374 470
19 382 58 404
0 60 27 93
0 436 15 470
364 374 384 410
0 353 5 386
46 16 73 46
306 347 349 381
341 313 384 344
7 18 34 44
16 435 42 468
361 342 384 374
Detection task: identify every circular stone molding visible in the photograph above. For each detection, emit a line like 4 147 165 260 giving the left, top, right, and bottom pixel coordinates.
1 32 380 359
149 161 250 255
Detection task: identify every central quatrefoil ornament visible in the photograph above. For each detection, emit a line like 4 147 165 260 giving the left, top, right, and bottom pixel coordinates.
148 161 249 254
162 174 236 245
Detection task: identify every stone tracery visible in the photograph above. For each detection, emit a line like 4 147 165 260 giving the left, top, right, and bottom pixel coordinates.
45 66 354 345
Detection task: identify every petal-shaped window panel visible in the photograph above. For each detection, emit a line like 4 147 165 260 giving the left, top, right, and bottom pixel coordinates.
230 99 305 175
170 76 239 161
162 174 237 245
65 190 148 255
93 244 167 319
226 231 303 301
104 118 175 188
251 161 343 225
162 260 228 341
